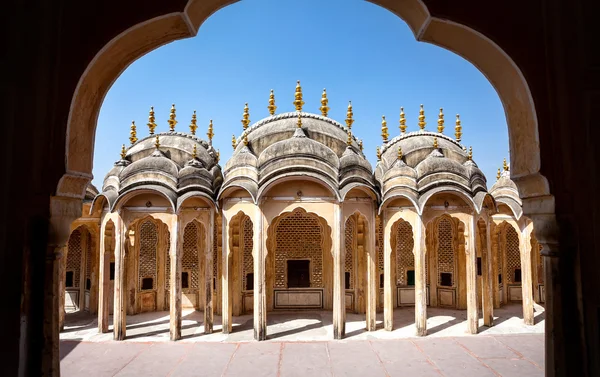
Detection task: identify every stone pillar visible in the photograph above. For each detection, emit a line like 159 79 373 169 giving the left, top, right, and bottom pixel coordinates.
482 216 494 326
253 205 267 340
466 215 478 334
332 203 345 339
204 210 215 334
383 211 394 331
414 215 427 336
98 222 111 333
221 215 232 334
113 212 126 340
365 209 377 331
520 223 535 325
169 215 182 341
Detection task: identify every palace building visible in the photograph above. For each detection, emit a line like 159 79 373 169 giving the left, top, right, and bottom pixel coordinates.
60 81 543 341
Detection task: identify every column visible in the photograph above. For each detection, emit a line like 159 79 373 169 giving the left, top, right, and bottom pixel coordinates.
204 209 215 334
481 216 494 326
520 224 534 325
466 216 478 334
221 215 232 334
113 212 126 340
383 212 394 331
332 203 346 339
253 206 267 340
98 222 111 333
414 215 427 336
169 215 182 341
365 209 377 331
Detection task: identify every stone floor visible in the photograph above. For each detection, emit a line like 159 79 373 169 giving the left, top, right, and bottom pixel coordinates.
61 303 545 343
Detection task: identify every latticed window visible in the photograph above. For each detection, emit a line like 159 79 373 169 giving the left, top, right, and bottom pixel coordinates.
242 217 254 291
139 220 158 291
213 220 219 293
344 217 355 289
182 221 200 290
437 217 455 287
377 218 384 282
85 232 92 290
505 225 521 283
67 229 82 288
395 221 414 286
274 210 323 288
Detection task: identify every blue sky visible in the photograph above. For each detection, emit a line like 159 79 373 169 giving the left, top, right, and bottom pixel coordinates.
93 0 509 188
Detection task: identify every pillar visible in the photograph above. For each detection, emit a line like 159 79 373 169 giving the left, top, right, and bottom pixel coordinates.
332 203 345 339
520 223 535 325
253 206 267 340
414 215 427 336
365 209 377 331
169 215 182 341
466 216 478 334
221 215 232 334
113 212 126 340
481 216 494 326
204 210 215 334
98 222 111 333
383 212 394 331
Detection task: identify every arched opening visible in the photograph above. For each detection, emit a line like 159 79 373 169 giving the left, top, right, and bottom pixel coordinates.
390 219 421 307
64 225 95 314
344 212 370 314
493 221 522 305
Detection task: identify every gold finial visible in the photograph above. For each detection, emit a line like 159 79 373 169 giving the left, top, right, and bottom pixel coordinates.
376 146 381 161
192 144 197 159
418 104 426 130
241 103 250 130
155 135 160 149
455 114 462 142
399 107 407 134
293 80 305 111
347 129 352 146
437 108 445 133
268 89 277 116
207 119 214 144
497 168 501 180
232 134 237 150
120 144 127 160
358 139 364 152
320 89 330 117
189 110 198 135
147 106 157 135
503 158 509 171
297 112 302 128
397 146 403 160
433 136 438 148
468 146 473 160
381 115 389 143
129 121 138 145
168 104 178 132
243 133 249 146
345 101 354 129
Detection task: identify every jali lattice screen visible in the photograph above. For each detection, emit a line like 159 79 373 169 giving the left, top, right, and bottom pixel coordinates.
395 221 414 286
139 220 158 291
505 225 521 283
67 228 82 288
437 217 455 287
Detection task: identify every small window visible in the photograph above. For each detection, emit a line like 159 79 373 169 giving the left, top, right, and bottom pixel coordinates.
514 269 522 283
477 257 482 276
345 272 351 289
65 271 74 287
440 272 452 287
141 277 153 290
109 262 115 281
182 272 189 289
498 274 502 284
380 273 384 288
246 273 254 291
407 270 415 286
287 260 310 288
86 279 91 290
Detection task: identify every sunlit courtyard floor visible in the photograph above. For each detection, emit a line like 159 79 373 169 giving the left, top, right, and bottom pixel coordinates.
61 303 544 343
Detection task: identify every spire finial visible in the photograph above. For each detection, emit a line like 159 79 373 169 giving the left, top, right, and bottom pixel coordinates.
345 101 354 129
192 144 197 159
293 80 305 112
189 110 198 135
268 89 277 116
418 104 426 130
297 112 302 128
399 107 407 134
155 135 160 149
320 89 330 117
437 108 445 133
129 121 138 145
468 146 473 160
147 106 157 135
358 139 364 152
207 119 214 144
120 144 127 160
497 168 501 180
347 129 352 146
503 158 509 171
455 114 462 142
398 146 403 160
168 104 177 132
243 133 249 146
381 115 389 143
241 103 250 130
376 146 381 161
433 136 438 148
232 134 237 150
